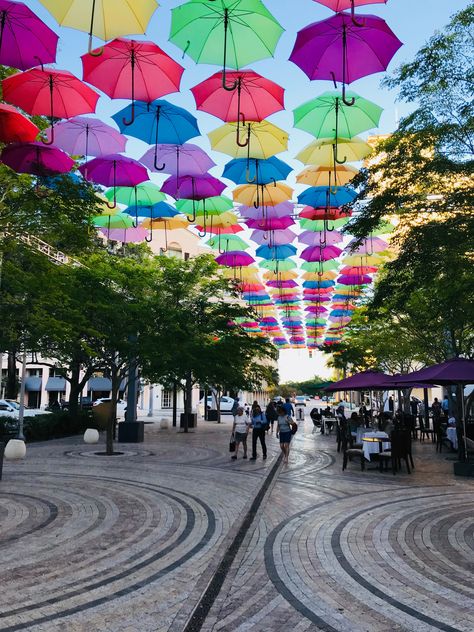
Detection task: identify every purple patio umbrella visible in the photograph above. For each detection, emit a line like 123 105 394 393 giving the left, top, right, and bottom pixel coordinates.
301 245 343 261
325 369 392 392
45 116 127 157
140 143 215 177
161 174 225 202
0 141 73 175
299 230 343 246
0 0 59 71
99 226 148 243
250 228 296 246
79 154 148 208
290 12 402 105
215 251 255 267
239 201 294 220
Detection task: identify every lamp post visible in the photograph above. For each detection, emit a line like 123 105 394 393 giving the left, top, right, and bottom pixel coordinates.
147 384 154 417
17 350 27 441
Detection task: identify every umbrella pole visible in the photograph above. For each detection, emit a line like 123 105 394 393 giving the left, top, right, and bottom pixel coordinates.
0 11 6 53
134 187 139 228
106 161 117 209
334 98 347 165
176 146 180 182
341 25 355 107
222 10 238 91
88 0 104 55
246 158 257 184
235 78 249 147
42 76 55 145
122 46 136 126
154 106 165 170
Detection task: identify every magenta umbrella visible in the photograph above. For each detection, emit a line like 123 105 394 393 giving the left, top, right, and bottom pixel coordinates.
250 229 296 246
246 216 294 231
347 236 388 254
79 153 148 208
161 174 226 202
313 1 388 26
301 245 343 261
299 230 343 246
290 12 402 105
0 0 59 70
0 141 73 175
239 201 294 220
140 143 215 177
215 251 255 267
266 280 298 288
99 226 148 243
45 116 127 157
305 305 328 313
338 274 372 285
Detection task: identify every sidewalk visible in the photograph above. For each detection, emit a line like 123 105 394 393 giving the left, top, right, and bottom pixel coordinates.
0 415 472 631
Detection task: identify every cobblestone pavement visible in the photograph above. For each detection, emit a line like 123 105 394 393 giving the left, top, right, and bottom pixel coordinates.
0 414 472 632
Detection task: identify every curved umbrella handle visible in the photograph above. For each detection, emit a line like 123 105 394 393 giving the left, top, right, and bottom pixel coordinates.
222 67 238 92
154 157 166 171
350 0 365 27
122 101 135 127
105 198 117 210
333 142 347 165
88 36 104 56
106 161 117 209
187 193 197 223
342 84 355 107
197 227 207 238
42 123 54 146
246 156 257 183
145 232 153 243
237 123 250 148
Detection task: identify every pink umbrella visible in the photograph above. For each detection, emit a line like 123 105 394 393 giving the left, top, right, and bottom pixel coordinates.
313 1 388 26
79 154 148 208
250 229 296 245
141 143 215 177
161 174 226 202
99 226 148 243
246 216 294 231
301 245 343 261
346 237 388 254
0 141 73 175
239 201 294 220
215 251 255 267
82 38 184 125
45 116 127 157
305 305 328 313
299 230 343 246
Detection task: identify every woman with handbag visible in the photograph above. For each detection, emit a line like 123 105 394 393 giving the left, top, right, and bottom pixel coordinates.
276 404 294 464
231 407 251 460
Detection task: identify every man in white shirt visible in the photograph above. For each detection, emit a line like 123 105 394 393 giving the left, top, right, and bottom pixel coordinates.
231 407 251 460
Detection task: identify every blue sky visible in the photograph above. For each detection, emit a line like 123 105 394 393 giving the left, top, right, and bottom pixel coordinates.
24 0 470 381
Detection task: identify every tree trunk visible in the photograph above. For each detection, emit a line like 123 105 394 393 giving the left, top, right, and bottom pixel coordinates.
106 369 120 455
68 360 81 418
6 348 18 399
184 370 193 433
216 387 221 424
172 380 178 428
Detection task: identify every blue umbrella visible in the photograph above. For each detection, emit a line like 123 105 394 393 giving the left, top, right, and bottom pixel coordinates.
223 156 292 185
124 201 178 220
297 186 357 208
112 100 200 170
303 280 335 289
256 244 297 260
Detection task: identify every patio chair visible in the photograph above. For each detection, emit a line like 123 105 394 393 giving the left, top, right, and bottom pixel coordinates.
342 429 365 471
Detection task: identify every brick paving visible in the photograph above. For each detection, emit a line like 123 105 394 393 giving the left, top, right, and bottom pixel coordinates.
0 414 472 631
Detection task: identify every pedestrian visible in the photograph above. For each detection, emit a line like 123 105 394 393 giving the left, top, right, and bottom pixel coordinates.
250 404 268 460
276 404 292 464
442 395 449 417
265 400 277 433
283 397 294 417
388 396 394 413
231 396 240 417
410 397 418 417
231 407 250 460
432 397 442 421
244 403 250 416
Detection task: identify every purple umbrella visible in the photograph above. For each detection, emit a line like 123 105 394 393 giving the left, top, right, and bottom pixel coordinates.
290 12 402 105
338 274 372 285
99 226 148 243
325 370 393 392
246 216 295 231
239 201 294 220
215 251 255 267
79 154 148 208
0 141 73 175
161 174 226 202
45 117 127 157
250 228 296 246
301 245 343 261
0 0 59 71
140 143 215 177
299 230 343 246
393 359 474 387
266 280 299 289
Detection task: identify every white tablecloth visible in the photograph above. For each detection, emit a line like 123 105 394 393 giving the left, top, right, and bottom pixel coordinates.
446 427 458 450
362 431 390 461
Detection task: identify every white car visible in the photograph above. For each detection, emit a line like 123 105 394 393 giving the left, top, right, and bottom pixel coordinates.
92 398 127 418
200 395 235 413
0 399 51 418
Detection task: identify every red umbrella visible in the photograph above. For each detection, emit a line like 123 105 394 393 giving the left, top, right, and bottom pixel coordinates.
0 141 73 176
0 103 39 143
191 70 284 146
313 1 388 26
299 206 351 220
2 67 99 144
82 38 184 126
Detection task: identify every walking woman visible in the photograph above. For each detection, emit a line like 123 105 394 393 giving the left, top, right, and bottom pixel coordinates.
231 407 250 460
250 404 267 460
276 404 292 464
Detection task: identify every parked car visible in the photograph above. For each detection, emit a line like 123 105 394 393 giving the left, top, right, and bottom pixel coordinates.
0 399 51 418
294 396 307 406
199 395 235 413
61 397 94 411
92 398 127 418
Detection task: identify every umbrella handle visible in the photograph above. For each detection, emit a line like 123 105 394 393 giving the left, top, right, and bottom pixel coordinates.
122 101 135 126
154 158 166 171
350 0 365 27
88 36 104 56
42 123 54 146
333 143 347 165
341 29 355 107
236 122 250 147
106 162 117 209
197 227 207 238
246 157 257 183
145 233 153 243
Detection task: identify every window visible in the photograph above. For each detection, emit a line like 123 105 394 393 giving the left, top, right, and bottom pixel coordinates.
162 389 172 408
167 242 182 259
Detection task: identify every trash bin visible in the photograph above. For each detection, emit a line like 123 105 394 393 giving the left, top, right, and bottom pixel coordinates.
180 413 197 429
207 409 218 421
0 442 5 480
296 406 305 421
91 401 113 430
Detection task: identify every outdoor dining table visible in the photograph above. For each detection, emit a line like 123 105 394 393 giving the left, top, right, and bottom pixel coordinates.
446 426 458 450
362 431 390 461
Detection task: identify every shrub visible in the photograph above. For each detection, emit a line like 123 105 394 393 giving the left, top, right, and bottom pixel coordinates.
24 410 98 442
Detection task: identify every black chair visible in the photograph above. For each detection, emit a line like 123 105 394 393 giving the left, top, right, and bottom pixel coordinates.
342 427 365 471
380 429 412 474
419 417 434 442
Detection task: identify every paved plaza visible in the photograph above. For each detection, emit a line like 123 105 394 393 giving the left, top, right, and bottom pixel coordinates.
0 414 473 632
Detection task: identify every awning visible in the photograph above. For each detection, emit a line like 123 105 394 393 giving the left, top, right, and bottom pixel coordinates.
88 377 112 391
45 377 66 392
25 376 42 391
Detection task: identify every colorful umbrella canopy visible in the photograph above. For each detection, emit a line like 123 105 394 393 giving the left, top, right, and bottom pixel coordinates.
246 216 294 231
0 0 58 71
3 68 99 144
80 154 148 207
313 1 388 25
141 143 214 177
259 259 297 272
296 136 372 166
215 251 255 267
239 201 293 220
299 230 343 246
93 213 134 228
296 164 358 187
301 245 343 262
299 206 351 221
338 274 372 285
223 156 292 185
0 103 39 143
176 195 234 215
45 116 127 156
250 229 296 245
346 236 388 254
209 120 288 159
39 0 158 51
124 201 178 219
161 174 226 201
205 234 249 251
294 90 382 139
99 226 148 243
82 39 184 124
233 182 293 207
0 141 73 175
141 216 189 230
298 186 357 208
290 13 402 104
256 244 297 260
170 0 284 86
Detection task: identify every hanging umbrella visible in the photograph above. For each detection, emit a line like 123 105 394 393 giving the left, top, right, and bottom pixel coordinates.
0 141 73 175
106 182 165 208
234 182 293 208
2 67 99 145
239 201 294 220
198 213 242 234
176 195 234 215
0 0 58 70
209 120 288 160
299 206 351 220
170 0 283 90
44 116 127 157
161 174 226 202
246 216 294 231
296 136 372 166
250 229 296 246
290 12 402 105
347 236 388 254
0 103 39 143
123 201 178 219
141 143 214 177
79 154 148 207
223 156 292 185
338 274 372 285
301 245 343 261
93 213 134 228
39 0 158 52
215 251 255 267
82 39 184 125
191 69 284 144
99 226 148 243
313 1 388 26
296 164 358 187
340 265 378 274
299 230 343 246
259 259 297 272
298 186 357 208
256 244 297 260
205 234 249 252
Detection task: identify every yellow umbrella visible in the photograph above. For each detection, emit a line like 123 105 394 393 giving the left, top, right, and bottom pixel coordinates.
296 136 372 167
302 271 338 281
196 211 240 230
208 120 288 159
222 266 260 281
39 0 158 52
233 182 293 207
263 270 298 281
296 164 358 187
343 254 385 266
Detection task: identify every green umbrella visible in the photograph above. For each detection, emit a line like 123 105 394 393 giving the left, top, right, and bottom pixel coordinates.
170 0 284 90
205 234 248 251
176 195 233 215
294 90 383 140
301 260 339 272
259 259 296 272
105 182 166 207
299 218 349 231
93 213 134 229
371 221 395 236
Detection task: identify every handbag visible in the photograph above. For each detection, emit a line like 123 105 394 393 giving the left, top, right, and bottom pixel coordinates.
229 434 236 452
290 420 298 435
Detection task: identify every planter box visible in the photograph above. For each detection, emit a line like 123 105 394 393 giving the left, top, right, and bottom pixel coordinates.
118 421 144 443
207 410 219 421
453 461 474 477
180 413 197 429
